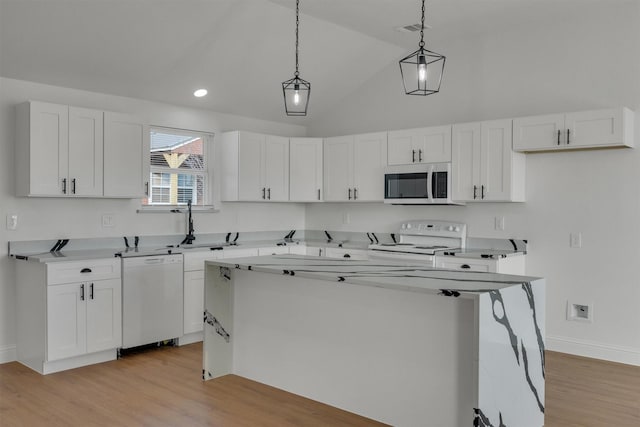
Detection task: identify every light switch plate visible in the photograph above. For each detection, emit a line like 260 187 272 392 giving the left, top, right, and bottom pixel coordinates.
102 214 115 228
494 216 505 231
570 232 582 248
6 214 18 230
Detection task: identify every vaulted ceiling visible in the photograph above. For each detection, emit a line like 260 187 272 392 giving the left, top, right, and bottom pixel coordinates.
0 0 620 125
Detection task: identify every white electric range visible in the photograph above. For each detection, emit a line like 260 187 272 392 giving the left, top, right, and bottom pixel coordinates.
368 220 467 266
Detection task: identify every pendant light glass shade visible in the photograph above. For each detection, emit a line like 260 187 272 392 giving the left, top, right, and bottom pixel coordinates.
282 75 310 116
282 0 310 116
399 0 445 96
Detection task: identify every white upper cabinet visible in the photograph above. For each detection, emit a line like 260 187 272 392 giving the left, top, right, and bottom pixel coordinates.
103 112 150 198
69 107 104 196
16 101 148 199
290 137 323 202
452 119 525 202
324 132 387 202
323 135 352 201
221 131 290 202
16 101 103 197
513 108 634 152
387 125 451 165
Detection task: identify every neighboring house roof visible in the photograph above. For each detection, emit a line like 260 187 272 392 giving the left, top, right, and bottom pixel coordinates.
150 132 201 152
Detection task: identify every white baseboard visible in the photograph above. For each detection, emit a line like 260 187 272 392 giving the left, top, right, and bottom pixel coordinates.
546 335 640 366
0 344 17 364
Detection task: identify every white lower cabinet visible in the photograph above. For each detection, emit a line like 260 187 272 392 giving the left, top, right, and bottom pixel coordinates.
288 245 307 255
435 255 525 275
183 251 224 338
16 258 121 374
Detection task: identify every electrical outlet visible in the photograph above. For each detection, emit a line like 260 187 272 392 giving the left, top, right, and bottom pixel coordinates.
102 214 115 228
494 216 505 231
6 214 18 230
343 212 351 224
570 232 582 248
567 301 593 323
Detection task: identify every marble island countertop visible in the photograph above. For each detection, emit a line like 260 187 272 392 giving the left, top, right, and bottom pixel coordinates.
205 254 540 297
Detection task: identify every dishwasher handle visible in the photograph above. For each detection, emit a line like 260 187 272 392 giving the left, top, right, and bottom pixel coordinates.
143 258 166 264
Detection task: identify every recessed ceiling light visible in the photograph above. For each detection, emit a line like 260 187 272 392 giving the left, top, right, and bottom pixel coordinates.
193 89 208 97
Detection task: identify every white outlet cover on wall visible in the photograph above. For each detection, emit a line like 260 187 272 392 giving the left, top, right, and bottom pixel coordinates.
567 301 594 323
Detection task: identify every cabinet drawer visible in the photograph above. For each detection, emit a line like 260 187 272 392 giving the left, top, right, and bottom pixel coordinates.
222 248 259 259
435 258 495 273
257 246 289 256
47 258 121 285
324 248 369 260
183 251 224 271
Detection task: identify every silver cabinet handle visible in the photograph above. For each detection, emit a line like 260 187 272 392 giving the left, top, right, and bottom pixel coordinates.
354 188 358 200
90 283 94 300
461 264 471 269
267 188 271 200
473 185 478 200
317 189 321 200
567 129 570 145
343 254 351 258
71 178 76 194
348 188 352 200
412 150 416 163
418 149 423 162
262 188 266 199
80 284 85 301
557 130 561 145
62 178 67 194
481 185 485 199
145 182 149 196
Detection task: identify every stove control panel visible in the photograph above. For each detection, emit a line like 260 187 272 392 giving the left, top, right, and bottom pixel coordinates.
400 220 466 238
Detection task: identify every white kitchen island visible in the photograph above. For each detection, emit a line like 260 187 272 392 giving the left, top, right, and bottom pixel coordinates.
203 255 545 427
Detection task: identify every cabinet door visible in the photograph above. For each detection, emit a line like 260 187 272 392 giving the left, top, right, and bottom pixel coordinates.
324 248 369 260
238 132 265 201
257 246 289 256
565 109 625 148
452 123 481 201
86 279 122 353
353 132 387 201
417 125 452 163
480 120 513 201
290 137 323 202
104 112 150 197
184 270 205 334
28 102 69 196
323 136 353 201
222 248 259 258
47 283 86 361
387 129 416 165
513 114 564 151
68 107 103 196
263 135 289 201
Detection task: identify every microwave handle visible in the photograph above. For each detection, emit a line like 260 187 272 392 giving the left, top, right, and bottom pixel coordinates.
425 165 433 201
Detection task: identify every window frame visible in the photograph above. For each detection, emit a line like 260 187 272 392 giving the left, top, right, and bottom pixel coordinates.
139 126 217 213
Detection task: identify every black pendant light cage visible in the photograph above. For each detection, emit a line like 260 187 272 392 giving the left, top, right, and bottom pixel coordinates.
282 0 310 116
399 0 445 96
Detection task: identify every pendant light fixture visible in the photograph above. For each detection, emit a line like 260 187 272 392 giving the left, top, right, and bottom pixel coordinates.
282 0 310 116
399 0 445 96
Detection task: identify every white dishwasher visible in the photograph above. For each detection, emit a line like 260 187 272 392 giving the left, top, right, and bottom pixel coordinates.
121 253 184 349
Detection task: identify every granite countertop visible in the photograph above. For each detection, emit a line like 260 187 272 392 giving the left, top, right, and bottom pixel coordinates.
11 239 369 263
205 254 540 297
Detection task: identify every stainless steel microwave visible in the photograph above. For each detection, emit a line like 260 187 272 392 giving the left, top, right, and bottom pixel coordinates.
383 163 461 205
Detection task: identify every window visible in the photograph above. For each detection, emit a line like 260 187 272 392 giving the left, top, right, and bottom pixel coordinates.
143 128 211 207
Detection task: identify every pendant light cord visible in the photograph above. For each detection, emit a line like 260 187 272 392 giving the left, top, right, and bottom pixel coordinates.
295 0 300 77
419 0 425 48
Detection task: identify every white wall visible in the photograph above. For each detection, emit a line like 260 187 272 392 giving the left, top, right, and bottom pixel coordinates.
0 77 308 361
307 2 640 365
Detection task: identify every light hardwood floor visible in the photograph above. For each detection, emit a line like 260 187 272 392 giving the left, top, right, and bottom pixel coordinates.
0 344 638 426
